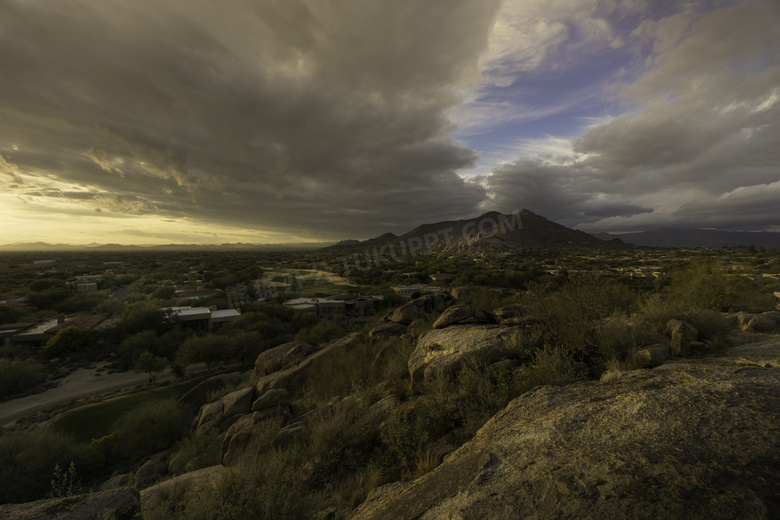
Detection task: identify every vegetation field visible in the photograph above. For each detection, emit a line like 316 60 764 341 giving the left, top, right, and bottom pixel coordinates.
49 375 210 444
263 268 354 297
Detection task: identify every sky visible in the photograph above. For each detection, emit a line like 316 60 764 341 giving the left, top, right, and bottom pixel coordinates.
0 0 778 245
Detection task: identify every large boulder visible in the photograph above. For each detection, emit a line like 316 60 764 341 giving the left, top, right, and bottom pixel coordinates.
473 309 498 324
255 333 367 395
251 388 290 411
432 305 474 329
0 488 140 520
221 410 289 466
389 301 425 325
252 341 314 378
134 460 164 488
353 338 780 520
409 325 521 386
492 303 527 320
100 473 132 491
746 315 777 333
737 311 779 333
666 319 698 357
195 386 255 434
368 321 408 339
634 344 670 367
177 372 247 411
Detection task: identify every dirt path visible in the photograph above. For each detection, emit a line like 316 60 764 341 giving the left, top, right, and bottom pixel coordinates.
0 362 211 428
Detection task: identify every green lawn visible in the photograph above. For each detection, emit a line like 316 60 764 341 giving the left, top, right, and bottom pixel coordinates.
267 269 352 296
49 375 210 444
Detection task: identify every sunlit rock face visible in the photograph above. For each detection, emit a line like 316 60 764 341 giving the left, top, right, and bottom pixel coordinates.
353 337 780 520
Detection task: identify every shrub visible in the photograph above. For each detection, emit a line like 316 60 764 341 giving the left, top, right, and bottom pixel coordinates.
295 321 346 345
0 428 83 504
169 430 223 475
636 294 733 341
110 399 192 460
0 358 47 400
303 338 380 401
145 445 321 520
41 327 100 359
135 351 168 384
522 346 580 389
177 334 235 371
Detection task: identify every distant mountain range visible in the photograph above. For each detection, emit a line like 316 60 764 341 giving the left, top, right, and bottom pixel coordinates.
0 241 333 252
324 209 618 255
595 228 780 248
5 218 777 253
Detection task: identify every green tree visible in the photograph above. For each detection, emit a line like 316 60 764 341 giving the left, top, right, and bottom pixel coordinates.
117 330 161 368
41 327 100 359
135 350 168 384
177 334 234 371
120 301 167 334
0 358 47 399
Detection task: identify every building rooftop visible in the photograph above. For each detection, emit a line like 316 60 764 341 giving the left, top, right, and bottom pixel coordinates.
47 314 108 334
211 309 241 320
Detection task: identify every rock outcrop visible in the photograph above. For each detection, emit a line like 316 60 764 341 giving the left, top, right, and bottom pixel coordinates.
409 325 521 386
352 337 780 520
194 386 255 434
432 305 474 329
177 372 247 411
666 319 699 357
251 341 314 378
255 332 367 395
634 344 670 367
737 311 780 333
0 488 141 520
388 301 425 325
368 321 408 339
134 460 164 488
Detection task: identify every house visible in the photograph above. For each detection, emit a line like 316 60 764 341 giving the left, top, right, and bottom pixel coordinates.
65 282 98 292
1 322 35 346
210 309 241 331
65 274 103 292
429 273 456 283
391 285 445 301
164 306 240 332
317 299 346 316
283 294 385 318
284 298 318 313
9 314 108 347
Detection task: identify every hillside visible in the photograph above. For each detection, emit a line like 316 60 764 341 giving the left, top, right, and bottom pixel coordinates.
3 263 779 519
325 209 616 255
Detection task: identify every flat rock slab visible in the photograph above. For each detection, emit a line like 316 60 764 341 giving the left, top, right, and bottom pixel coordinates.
354 337 780 519
0 488 140 520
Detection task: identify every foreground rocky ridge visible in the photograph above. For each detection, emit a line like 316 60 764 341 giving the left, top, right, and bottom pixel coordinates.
352 337 780 519
5 290 780 519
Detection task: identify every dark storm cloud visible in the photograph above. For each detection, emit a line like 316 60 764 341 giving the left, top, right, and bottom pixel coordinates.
0 0 501 238
485 0 780 232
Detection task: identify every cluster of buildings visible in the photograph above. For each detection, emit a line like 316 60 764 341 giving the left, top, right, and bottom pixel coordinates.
0 314 110 347
284 294 384 317
163 306 241 332
65 274 103 292
541 265 667 279
390 285 446 301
